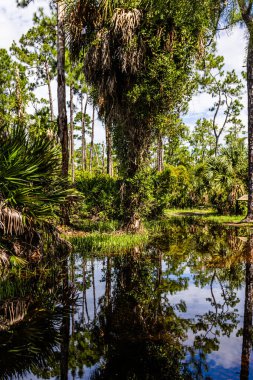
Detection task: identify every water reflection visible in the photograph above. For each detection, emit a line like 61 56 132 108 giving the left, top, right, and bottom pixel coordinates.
0 254 73 380
0 221 253 379
240 235 253 380
91 247 189 379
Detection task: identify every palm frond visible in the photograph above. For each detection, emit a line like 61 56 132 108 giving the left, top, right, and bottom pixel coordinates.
0 206 24 236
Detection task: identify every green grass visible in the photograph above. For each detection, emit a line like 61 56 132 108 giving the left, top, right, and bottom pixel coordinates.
164 208 245 224
70 231 149 255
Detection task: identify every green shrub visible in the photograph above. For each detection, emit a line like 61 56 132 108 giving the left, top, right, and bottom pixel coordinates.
151 165 192 216
75 172 121 220
195 158 246 215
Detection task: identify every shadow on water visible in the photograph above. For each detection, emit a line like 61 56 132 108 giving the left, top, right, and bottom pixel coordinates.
1 220 253 379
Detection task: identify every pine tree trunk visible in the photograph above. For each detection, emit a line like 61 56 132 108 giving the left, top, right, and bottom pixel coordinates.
102 143 105 173
81 94 87 171
70 84 75 183
157 132 164 172
94 144 100 170
239 5 253 222
105 123 113 176
89 103 95 172
246 37 253 220
44 59 54 123
57 1 68 178
15 66 24 121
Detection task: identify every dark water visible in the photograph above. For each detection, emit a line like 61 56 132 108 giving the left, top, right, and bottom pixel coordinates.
1 220 253 380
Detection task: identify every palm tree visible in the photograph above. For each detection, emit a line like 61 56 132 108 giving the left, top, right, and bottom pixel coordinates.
65 0 224 230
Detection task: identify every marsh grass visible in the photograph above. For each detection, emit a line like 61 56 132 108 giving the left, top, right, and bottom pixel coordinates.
71 231 149 255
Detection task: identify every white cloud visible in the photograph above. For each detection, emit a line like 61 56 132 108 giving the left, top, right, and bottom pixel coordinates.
0 0 49 50
216 27 247 73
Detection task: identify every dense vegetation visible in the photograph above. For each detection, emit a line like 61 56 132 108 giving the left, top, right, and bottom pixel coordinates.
0 0 252 263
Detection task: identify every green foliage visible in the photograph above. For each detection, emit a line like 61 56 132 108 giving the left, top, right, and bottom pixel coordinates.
0 124 67 235
75 171 121 220
123 168 156 220
191 53 245 161
11 8 58 134
0 49 30 129
151 165 192 217
205 157 246 215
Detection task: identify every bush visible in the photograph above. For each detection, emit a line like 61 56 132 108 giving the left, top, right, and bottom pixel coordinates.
75 172 121 220
151 165 192 216
189 158 246 215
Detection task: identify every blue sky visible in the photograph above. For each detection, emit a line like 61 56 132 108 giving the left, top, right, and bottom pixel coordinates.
0 0 248 143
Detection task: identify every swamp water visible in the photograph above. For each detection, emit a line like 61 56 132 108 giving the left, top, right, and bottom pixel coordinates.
0 219 253 380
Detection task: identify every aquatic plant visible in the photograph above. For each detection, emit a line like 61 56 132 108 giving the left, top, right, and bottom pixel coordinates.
71 231 149 255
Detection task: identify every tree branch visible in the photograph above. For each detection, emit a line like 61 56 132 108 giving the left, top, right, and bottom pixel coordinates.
238 0 253 26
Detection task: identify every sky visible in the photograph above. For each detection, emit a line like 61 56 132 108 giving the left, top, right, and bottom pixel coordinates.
186 26 248 130
0 0 248 142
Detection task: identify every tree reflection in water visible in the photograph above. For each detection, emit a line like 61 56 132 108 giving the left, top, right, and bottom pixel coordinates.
1 222 253 379
240 234 253 380
0 252 73 380
90 246 190 380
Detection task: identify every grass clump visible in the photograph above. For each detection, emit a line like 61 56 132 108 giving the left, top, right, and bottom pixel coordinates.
70 231 149 255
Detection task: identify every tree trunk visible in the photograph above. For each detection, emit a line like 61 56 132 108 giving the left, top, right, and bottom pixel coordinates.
81 94 88 171
89 103 95 172
102 143 105 173
118 121 152 232
105 123 113 176
15 66 24 121
214 135 219 157
246 37 253 220
70 84 75 183
94 144 100 171
44 59 54 123
122 164 143 233
157 132 164 172
57 1 68 178
238 3 253 221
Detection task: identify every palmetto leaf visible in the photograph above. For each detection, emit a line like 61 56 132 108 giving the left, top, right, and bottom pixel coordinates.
0 124 67 237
